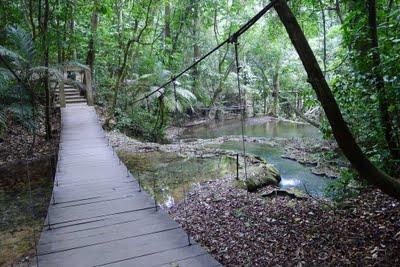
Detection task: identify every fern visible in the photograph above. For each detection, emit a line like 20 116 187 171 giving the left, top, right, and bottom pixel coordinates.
0 67 13 82
5 26 36 62
0 45 27 66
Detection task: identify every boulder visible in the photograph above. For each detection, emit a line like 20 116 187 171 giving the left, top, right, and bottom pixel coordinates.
244 163 281 192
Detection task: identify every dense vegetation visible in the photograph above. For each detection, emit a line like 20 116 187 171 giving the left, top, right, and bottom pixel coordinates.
1 1 400 265
0 1 399 181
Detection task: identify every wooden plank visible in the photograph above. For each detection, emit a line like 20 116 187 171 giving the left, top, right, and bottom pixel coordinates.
37 104 219 266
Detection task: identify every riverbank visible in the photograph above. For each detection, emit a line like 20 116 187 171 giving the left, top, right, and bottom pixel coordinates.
165 115 347 179
108 131 282 192
107 127 344 194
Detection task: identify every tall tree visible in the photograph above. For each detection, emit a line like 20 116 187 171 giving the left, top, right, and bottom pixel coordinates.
273 0 400 199
191 0 201 93
86 2 99 76
367 0 399 161
40 0 51 139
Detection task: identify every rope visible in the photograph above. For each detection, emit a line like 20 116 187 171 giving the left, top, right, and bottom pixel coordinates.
133 0 278 104
232 39 248 182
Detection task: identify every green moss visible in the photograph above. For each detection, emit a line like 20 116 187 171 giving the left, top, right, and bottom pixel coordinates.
245 174 279 192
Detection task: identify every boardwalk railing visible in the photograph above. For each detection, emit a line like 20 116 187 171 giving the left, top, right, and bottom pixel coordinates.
58 64 94 107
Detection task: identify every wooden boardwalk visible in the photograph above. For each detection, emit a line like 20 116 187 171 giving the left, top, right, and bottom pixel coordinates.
37 104 220 267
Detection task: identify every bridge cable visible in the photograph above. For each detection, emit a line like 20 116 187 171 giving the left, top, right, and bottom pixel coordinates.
173 79 191 246
133 0 278 104
231 37 248 184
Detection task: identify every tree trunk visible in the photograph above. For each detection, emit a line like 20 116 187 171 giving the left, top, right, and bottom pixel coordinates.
86 6 98 76
335 0 344 25
164 1 171 41
70 5 77 60
279 95 320 128
368 0 399 161
272 68 280 116
56 13 62 63
191 0 200 93
164 0 171 66
28 0 36 40
273 0 400 199
318 0 327 74
112 0 153 114
41 0 51 140
263 92 267 115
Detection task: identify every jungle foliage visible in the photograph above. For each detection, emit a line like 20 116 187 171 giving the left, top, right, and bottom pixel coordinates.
0 0 399 175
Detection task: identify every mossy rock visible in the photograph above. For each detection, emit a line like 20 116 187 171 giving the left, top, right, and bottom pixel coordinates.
244 164 281 192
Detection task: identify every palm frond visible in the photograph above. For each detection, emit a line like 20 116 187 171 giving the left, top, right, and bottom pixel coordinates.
5 26 35 62
0 67 14 82
138 73 154 81
175 87 196 102
62 61 90 71
28 66 63 81
0 45 28 66
164 95 177 112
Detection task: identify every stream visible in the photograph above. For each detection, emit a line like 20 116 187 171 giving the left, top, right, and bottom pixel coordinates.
184 118 332 196
182 117 321 139
121 117 333 207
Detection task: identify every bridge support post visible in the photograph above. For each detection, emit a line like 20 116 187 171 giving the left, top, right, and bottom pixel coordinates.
85 69 94 106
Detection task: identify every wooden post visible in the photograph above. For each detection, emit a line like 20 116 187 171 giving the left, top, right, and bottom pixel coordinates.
236 153 239 180
85 69 94 106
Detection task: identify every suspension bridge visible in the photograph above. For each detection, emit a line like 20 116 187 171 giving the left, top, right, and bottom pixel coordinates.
36 101 220 267
33 1 281 266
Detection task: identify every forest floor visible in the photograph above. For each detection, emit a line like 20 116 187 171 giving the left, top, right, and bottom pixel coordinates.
0 109 60 165
169 180 400 266
0 111 60 267
106 126 400 266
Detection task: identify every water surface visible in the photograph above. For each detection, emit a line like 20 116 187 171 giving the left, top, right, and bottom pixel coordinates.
218 141 331 196
119 151 236 207
183 117 320 139
183 117 331 196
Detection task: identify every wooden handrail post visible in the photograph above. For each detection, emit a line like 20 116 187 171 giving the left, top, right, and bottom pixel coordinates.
85 69 94 106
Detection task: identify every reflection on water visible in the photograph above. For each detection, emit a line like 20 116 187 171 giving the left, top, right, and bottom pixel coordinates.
183 118 320 139
218 142 331 196
119 151 236 207
280 178 301 187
